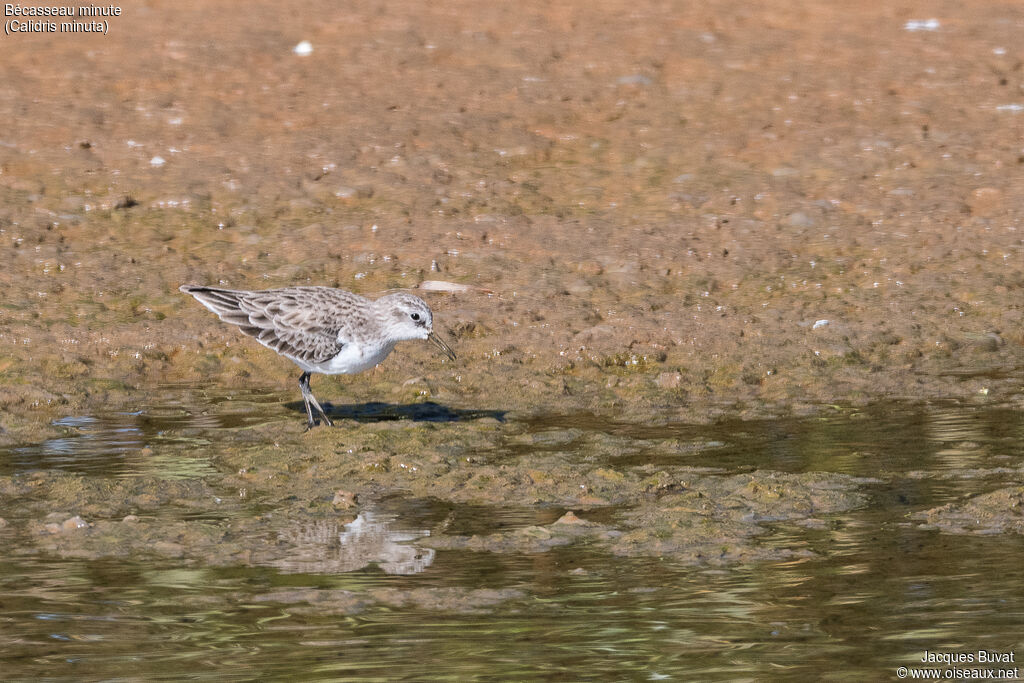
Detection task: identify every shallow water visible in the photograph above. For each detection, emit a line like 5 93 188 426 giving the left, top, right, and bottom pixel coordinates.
1 400 1022 680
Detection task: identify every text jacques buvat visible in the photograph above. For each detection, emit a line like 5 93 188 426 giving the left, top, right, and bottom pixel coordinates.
5 4 121 34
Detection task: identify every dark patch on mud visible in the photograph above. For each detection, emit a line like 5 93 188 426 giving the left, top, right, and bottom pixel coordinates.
287 400 506 424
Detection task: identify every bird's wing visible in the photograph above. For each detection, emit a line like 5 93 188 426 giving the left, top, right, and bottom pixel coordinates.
181 286 366 365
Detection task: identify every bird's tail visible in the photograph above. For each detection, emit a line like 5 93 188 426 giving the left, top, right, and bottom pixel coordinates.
179 285 251 326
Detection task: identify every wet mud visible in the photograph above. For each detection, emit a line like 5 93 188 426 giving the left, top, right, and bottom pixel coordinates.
0 409 870 569
917 486 1024 535
0 0 1021 449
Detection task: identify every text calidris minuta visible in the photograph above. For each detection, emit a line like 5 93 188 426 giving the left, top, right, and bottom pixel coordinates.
180 285 456 429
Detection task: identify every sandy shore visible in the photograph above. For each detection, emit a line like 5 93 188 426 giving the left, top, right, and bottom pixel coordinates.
0 0 1021 445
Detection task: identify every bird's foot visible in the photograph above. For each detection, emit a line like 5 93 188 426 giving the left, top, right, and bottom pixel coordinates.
302 416 333 432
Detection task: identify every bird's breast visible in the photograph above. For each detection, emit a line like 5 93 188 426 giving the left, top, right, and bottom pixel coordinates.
315 341 397 375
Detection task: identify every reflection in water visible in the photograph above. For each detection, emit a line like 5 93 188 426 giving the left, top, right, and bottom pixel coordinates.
4 412 221 478
0 390 282 477
541 402 1023 481
272 510 435 575
0 402 1022 679
923 406 998 472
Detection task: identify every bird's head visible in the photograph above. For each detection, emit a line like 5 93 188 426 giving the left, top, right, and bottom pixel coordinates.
376 292 456 360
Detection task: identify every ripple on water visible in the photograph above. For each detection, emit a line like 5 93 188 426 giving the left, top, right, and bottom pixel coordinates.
0 395 277 477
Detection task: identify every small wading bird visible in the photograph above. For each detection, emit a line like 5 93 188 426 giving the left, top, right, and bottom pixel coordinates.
180 284 456 430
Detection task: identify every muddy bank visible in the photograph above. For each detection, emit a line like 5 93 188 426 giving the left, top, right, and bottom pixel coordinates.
0 460 869 569
0 407 880 569
917 486 1024 536
0 0 1022 445
4 395 1022 574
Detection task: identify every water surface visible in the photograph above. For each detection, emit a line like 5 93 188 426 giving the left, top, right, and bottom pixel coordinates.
1 400 1022 680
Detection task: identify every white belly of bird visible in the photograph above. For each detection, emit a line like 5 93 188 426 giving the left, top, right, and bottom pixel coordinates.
310 340 397 375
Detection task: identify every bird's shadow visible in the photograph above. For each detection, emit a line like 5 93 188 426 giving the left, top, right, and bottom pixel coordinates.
284 400 506 423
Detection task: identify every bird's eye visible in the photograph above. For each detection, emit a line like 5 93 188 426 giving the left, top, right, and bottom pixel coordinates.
410 312 421 321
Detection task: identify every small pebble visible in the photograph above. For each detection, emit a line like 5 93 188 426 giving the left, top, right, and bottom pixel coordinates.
786 211 815 227
554 511 587 526
62 515 90 532
417 280 477 293
968 188 1003 218
332 490 357 509
904 18 940 31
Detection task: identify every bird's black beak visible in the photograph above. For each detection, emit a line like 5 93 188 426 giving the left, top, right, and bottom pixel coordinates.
427 331 457 361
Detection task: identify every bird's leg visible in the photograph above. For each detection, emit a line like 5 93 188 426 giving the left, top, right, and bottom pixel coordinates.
299 371 333 428
298 372 316 430
308 387 334 427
